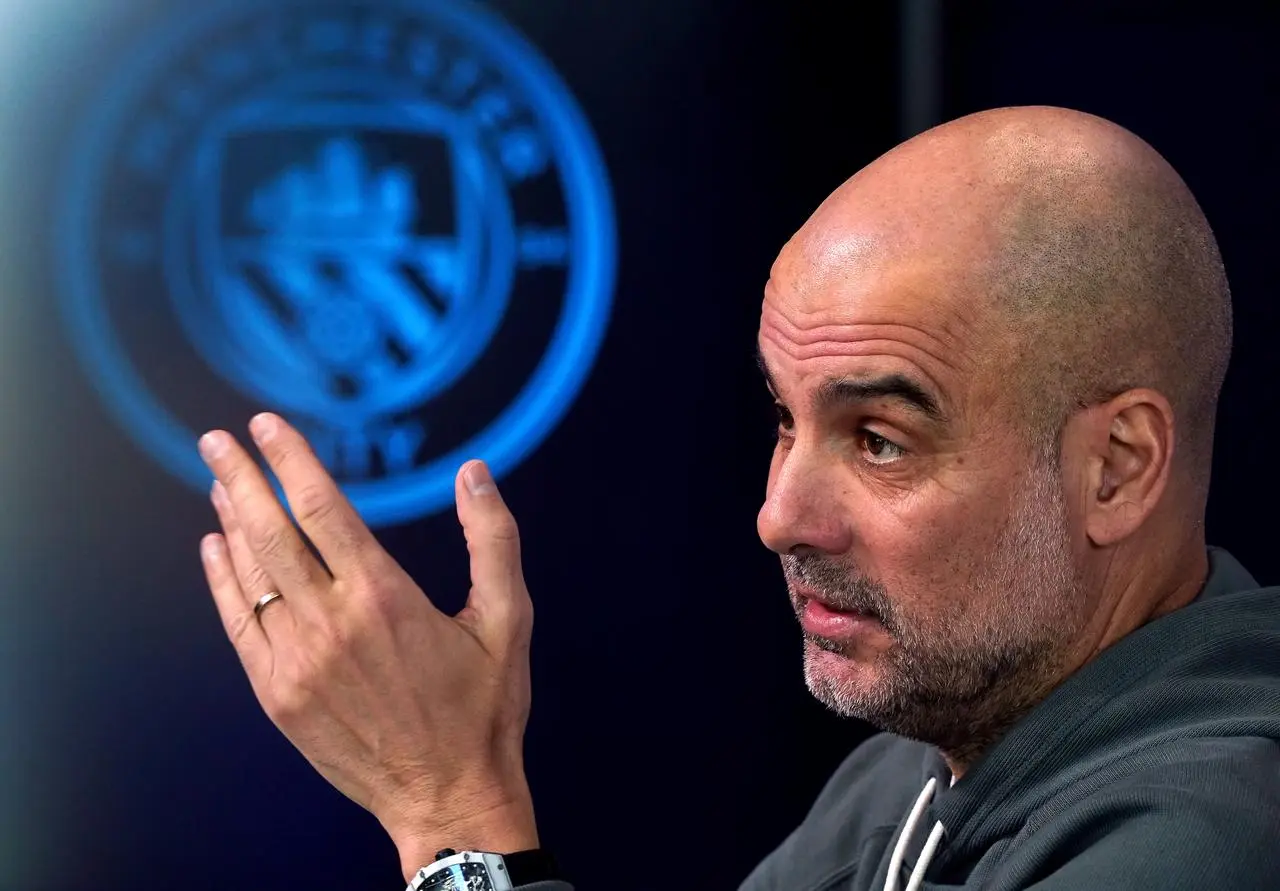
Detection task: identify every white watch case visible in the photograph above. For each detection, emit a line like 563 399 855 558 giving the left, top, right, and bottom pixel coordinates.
406 851 515 891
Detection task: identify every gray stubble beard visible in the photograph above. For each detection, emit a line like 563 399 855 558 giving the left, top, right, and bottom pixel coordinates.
792 456 1087 764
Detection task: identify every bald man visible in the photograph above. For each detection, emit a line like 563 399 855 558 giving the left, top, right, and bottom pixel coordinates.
198 106 1280 891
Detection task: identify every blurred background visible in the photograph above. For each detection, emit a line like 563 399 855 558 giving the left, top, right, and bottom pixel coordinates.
0 0 1276 889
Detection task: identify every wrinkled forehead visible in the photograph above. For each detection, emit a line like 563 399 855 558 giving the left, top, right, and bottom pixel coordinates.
758 213 1017 420
765 220 1000 344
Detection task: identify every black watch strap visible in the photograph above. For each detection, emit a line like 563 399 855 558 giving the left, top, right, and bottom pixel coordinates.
502 849 561 885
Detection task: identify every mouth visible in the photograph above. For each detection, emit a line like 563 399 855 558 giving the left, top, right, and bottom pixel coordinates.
791 585 884 642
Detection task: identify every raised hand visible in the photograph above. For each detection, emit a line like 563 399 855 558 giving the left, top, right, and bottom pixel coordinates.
197 412 538 880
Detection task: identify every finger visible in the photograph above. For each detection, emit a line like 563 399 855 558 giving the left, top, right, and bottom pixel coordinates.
455 461 532 641
200 532 271 675
199 428 328 603
212 480 299 639
246 412 388 580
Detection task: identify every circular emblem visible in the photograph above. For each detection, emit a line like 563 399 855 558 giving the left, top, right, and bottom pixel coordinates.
56 0 616 526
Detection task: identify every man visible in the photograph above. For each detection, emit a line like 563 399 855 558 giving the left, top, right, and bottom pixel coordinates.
196 106 1280 890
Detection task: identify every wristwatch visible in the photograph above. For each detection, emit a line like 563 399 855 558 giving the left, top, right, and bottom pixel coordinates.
406 848 560 891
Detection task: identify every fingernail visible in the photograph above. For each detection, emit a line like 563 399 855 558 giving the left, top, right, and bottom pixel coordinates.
464 461 496 496
249 413 278 445
201 534 225 562
199 431 229 462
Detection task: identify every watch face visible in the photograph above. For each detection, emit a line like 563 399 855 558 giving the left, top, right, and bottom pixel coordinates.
423 863 492 891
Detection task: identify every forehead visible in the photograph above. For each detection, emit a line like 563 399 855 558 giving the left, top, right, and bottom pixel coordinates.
758 229 998 408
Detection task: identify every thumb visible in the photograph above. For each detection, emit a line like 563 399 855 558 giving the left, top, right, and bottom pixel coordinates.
455 460 532 641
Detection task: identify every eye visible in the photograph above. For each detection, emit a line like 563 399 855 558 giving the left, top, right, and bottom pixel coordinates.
858 430 906 464
773 402 794 439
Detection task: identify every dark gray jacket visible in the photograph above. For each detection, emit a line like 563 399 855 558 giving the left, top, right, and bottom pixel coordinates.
527 548 1280 890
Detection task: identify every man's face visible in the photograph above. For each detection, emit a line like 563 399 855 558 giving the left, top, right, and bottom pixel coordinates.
756 230 1090 756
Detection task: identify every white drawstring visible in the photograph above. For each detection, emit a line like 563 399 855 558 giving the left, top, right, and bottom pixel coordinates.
883 776 950 891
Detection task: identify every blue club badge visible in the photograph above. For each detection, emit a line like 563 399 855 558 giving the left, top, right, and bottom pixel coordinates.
56 0 617 526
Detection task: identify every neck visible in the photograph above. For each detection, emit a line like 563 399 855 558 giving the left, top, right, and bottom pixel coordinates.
1085 535 1209 658
941 538 1210 781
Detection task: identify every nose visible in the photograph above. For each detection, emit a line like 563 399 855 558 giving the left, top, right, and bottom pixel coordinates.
757 447 852 557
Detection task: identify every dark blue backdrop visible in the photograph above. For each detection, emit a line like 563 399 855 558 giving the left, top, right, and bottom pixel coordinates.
0 2 1275 889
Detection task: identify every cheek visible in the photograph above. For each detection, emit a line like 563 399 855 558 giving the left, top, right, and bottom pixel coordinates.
1057 446 1094 551
856 480 1014 605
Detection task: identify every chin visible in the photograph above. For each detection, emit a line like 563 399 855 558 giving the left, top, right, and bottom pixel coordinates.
802 640 884 717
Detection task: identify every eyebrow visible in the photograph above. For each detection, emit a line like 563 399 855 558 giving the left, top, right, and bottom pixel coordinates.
756 346 947 424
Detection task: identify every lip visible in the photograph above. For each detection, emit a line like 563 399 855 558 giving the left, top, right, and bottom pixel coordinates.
793 586 883 640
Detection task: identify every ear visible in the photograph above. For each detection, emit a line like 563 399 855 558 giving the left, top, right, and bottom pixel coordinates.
1074 389 1175 548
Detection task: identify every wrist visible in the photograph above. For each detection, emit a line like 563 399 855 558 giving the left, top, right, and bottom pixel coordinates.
393 793 540 882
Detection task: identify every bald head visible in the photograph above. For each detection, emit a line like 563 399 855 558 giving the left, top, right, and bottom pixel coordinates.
759 107 1231 765
787 105 1231 497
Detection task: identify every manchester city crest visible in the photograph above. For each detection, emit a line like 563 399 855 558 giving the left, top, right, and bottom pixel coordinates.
55 0 616 526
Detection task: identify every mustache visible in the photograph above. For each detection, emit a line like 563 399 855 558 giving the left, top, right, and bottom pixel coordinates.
782 553 896 624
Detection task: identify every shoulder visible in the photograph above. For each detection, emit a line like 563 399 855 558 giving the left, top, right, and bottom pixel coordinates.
740 734 942 891
1099 735 1280 836
1054 735 1280 825
1007 737 1280 889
